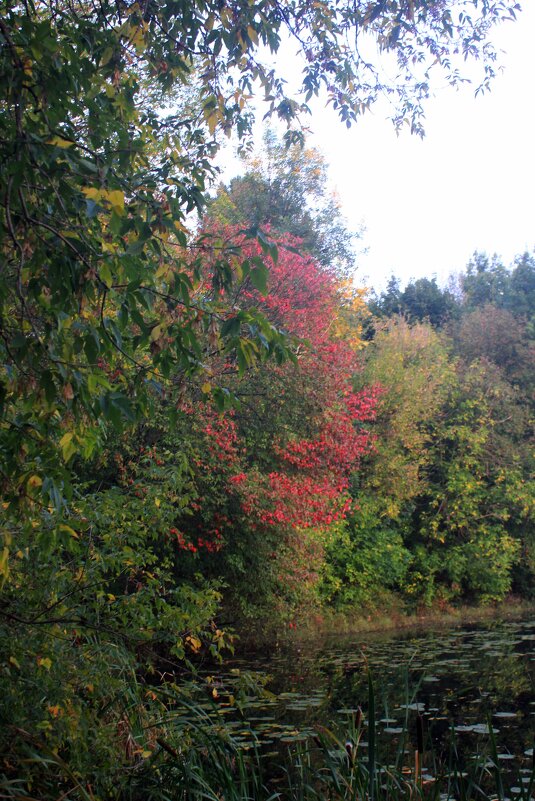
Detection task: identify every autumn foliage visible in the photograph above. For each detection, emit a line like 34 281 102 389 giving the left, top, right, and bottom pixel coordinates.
140 230 380 618
234 235 378 525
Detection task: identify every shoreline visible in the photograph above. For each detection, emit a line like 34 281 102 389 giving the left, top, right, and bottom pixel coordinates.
315 598 535 636
234 598 535 651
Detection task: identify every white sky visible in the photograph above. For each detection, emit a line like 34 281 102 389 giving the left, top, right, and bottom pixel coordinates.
218 3 535 292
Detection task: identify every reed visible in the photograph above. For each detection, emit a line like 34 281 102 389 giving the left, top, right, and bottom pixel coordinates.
3 669 531 801
126 677 532 801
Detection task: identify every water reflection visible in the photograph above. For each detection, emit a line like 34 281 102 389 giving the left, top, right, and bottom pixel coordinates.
222 618 535 763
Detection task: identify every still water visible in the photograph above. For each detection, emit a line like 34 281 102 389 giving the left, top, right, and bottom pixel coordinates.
210 617 535 767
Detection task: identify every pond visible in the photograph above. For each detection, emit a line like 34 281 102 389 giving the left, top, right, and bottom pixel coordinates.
201 616 535 777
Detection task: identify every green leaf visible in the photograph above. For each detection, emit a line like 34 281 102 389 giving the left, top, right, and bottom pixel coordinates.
40 370 56 404
221 316 241 337
250 265 268 295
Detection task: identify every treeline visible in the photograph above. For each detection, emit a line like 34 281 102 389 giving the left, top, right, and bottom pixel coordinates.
3 141 534 786
47 140 534 638
1 0 531 793
340 257 534 609
205 137 535 617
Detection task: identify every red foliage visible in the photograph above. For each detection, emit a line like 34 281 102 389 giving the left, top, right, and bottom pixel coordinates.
113 229 380 570
187 229 380 535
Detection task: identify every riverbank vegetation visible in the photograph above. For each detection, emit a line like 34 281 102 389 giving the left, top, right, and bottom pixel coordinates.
1 0 533 796
207 144 535 625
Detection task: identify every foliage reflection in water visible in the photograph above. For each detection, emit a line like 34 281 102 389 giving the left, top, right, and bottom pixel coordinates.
191 619 535 783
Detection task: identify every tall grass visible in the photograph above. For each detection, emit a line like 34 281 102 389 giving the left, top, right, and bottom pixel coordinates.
125 673 534 801
2 669 532 801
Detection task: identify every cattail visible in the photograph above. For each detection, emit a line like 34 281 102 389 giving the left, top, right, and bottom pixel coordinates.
416 713 424 755
345 739 355 764
415 714 424 786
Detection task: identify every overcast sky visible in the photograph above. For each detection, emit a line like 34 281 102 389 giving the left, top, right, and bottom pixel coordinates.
219 4 535 292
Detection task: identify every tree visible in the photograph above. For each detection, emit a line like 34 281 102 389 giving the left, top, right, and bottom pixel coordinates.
321 317 454 608
325 313 534 610
460 250 535 322
0 0 521 527
454 303 535 389
185 229 378 624
461 252 511 308
208 131 359 273
370 276 458 327
369 276 403 319
418 357 531 603
400 277 458 327
0 0 525 794
508 252 535 320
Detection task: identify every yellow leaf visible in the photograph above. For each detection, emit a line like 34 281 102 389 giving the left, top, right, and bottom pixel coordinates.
154 497 161 508
212 687 219 699
82 187 100 200
59 432 76 462
128 22 147 52
27 475 42 490
37 657 52 670
201 382 212 394
141 750 152 759
186 635 201 653
82 187 125 215
156 263 172 280
48 135 74 149
150 324 163 342
0 547 10 579
9 656 20 669
207 113 219 136
103 189 125 215
58 523 79 539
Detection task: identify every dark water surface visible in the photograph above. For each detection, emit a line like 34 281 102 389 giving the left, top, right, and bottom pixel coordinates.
211 617 535 770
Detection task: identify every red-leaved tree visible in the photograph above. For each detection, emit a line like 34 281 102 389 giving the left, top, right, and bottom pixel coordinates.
106 229 379 625
166 230 380 623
